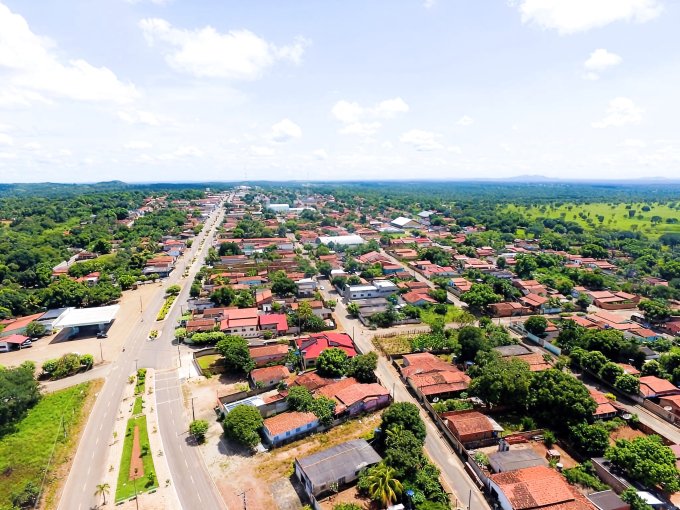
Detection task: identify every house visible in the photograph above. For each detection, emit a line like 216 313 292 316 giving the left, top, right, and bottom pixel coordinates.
315 378 391 417
638 376 680 398
0 334 32 352
390 217 420 229
186 318 217 333
401 352 470 399
75 272 100 286
258 314 289 337
658 394 680 417
512 280 548 296
344 280 398 300
294 440 382 500
443 410 501 448
256 289 273 307
589 388 618 420
488 465 596 510
489 302 530 318
262 411 319 446
250 365 290 388
449 278 473 296
220 308 260 338
588 291 640 310
520 294 552 314
488 448 548 474
0 312 45 338
295 332 357 369
402 291 437 307
249 344 289 367
587 491 630 510
295 278 318 297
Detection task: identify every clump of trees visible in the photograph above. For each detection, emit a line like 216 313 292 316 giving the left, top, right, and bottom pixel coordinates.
0 361 40 428
222 405 263 448
42 353 94 380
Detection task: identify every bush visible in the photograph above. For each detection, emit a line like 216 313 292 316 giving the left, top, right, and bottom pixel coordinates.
222 405 263 448
563 463 608 491
79 354 94 368
166 284 181 296
189 419 209 443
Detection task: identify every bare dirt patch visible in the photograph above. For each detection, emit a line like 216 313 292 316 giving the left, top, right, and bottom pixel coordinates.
610 425 646 444
319 486 373 510
129 426 145 479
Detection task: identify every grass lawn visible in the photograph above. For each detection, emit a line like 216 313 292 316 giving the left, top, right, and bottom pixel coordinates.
503 202 680 239
0 381 98 510
196 354 225 375
132 397 144 416
115 415 158 502
419 304 466 326
156 295 176 321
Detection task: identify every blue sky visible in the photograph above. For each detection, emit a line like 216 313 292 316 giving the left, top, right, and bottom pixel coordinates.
0 0 678 182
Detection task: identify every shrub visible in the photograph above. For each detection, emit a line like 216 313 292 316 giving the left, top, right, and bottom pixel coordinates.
189 419 209 443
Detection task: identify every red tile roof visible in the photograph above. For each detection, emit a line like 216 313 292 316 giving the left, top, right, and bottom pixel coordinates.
250 365 290 384
249 344 289 359
639 376 680 397
263 411 317 437
1 334 31 345
258 313 288 332
489 466 593 510
445 411 494 437
296 332 357 361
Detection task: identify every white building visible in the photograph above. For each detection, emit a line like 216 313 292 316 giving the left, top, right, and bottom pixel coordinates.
267 203 290 213
391 217 420 229
345 280 398 300
316 235 366 247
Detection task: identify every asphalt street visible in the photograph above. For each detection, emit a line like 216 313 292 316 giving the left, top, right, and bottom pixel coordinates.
57 198 227 510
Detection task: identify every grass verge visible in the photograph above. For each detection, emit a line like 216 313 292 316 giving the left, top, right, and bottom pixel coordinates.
156 295 176 321
0 380 100 510
115 415 158 502
132 397 143 416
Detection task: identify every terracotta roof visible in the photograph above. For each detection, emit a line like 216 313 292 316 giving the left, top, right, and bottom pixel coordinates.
263 411 317 437
296 332 357 361
408 370 470 395
251 365 290 384
225 308 259 319
402 291 437 305
489 466 592 510
639 376 680 397
292 372 332 391
514 353 552 372
0 334 31 345
334 383 389 407
258 314 288 331
249 344 289 359
445 411 494 437
1 313 44 333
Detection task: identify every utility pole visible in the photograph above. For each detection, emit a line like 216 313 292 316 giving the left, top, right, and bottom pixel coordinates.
191 397 196 421
133 468 139 510
236 489 250 510
177 342 182 367
99 339 104 362
139 295 143 314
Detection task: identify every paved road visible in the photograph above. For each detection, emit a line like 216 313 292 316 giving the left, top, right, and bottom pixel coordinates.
318 285 491 510
58 199 227 510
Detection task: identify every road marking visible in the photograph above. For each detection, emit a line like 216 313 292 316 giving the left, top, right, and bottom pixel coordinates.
156 398 181 406
185 459 189 468
95 437 99 445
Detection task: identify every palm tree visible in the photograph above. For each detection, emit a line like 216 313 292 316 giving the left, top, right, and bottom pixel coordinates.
94 483 110 506
366 463 403 508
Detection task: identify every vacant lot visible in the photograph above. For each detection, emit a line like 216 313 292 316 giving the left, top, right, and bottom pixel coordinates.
420 304 468 326
372 334 413 355
196 354 225 376
0 380 100 510
503 202 680 238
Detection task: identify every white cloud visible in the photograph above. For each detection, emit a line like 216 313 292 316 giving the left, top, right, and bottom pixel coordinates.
124 140 153 149
339 122 382 136
0 133 13 145
457 115 474 126
585 49 622 71
117 109 163 126
515 0 662 34
424 0 437 8
139 18 309 79
400 129 445 151
0 3 137 104
271 118 302 143
332 97 408 136
583 48 622 79
621 138 647 148
23 142 41 150
312 149 329 160
331 100 363 124
592 97 644 128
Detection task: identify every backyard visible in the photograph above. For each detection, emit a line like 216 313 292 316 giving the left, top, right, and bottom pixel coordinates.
196 353 225 376
0 380 101 510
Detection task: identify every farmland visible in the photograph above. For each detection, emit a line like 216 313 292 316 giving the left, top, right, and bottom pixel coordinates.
503 201 680 238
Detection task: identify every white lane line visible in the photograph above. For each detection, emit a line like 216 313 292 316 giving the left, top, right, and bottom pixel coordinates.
155 398 181 406
184 459 189 468
95 437 99 445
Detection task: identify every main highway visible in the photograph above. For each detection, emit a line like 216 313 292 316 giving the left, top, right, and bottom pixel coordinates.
58 195 228 510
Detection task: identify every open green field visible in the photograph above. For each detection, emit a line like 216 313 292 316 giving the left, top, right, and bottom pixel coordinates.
115 415 158 502
503 202 680 238
0 382 96 510
419 304 469 326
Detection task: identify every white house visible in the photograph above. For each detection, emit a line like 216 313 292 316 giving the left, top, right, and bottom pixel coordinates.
316 235 366 247
391 217 420 229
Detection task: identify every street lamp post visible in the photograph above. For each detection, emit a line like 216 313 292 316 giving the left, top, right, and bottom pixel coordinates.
191 397 196 421
132 468 139 510
99 339 104 362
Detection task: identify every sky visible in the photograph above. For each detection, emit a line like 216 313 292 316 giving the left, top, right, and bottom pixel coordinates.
0 0 679 183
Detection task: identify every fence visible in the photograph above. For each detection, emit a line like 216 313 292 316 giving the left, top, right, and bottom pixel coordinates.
641 399 680 427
